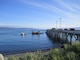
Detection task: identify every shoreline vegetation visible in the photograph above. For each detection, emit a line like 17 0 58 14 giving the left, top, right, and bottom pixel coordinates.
1 41 80 60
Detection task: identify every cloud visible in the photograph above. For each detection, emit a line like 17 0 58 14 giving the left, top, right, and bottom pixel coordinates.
21 0 78 15
18 0 80 27
52 0 76 12
51 0 80 19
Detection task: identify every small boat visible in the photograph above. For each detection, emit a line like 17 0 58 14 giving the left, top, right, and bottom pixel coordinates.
21 32 26 36
32 32 39 34
32 31 43 35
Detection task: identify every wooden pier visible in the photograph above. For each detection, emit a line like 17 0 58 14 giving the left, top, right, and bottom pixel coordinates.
46 29 80 44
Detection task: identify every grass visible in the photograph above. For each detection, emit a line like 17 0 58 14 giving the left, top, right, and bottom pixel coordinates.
7 41 80 60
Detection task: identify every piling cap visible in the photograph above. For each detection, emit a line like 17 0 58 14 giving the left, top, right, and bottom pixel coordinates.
0 54 4 60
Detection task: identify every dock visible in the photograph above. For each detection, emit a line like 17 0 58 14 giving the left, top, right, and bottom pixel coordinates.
46 29 80 44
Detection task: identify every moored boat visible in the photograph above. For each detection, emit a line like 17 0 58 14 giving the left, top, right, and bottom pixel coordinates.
21 32 26 36
32 31 43 35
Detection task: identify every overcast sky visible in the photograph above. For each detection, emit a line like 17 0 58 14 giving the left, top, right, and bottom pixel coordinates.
0 0 80 29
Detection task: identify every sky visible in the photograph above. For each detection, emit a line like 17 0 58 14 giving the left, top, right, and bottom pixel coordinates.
0 0 80 29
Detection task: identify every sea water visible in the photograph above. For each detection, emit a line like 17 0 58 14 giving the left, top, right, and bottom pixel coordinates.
0 28 61 55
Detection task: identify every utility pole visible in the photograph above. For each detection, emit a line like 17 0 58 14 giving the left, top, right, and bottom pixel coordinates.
59 18 61 29
56 21 57 29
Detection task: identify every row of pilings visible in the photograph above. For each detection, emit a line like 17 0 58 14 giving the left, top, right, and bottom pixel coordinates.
46 29 80 44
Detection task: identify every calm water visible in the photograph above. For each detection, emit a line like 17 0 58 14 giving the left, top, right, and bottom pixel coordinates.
0 28 61 55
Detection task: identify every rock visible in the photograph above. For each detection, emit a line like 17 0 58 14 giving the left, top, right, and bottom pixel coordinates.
0 54 4 60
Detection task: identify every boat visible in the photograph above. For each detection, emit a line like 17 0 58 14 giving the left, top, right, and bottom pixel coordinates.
32 31 43 35
32 32 39 34
21 32 26 36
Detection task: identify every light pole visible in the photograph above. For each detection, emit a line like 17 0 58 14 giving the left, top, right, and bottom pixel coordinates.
59 18 61 29
56 21 57 29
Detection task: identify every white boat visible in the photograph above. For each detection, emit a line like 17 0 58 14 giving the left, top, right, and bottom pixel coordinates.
21 32 26 36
